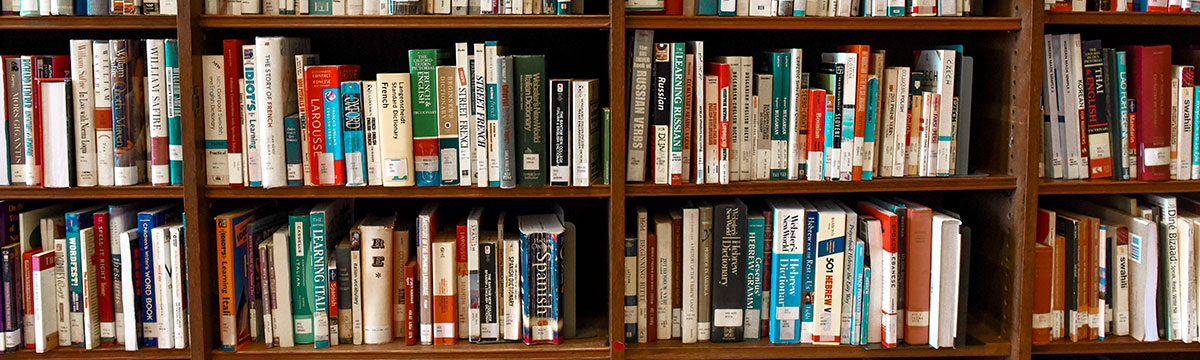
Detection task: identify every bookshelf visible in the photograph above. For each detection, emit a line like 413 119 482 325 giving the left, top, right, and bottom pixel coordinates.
1031 7 1200 358
8 0 1198 357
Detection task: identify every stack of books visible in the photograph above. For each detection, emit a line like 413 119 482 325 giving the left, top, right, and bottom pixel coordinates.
216 200 581 350
625 197 971 348
1034 194 1200 344
625 0 978 16
203 0 586 15
204 38 609 189
626 30 974 185
0 40 183 189
1042 37 1200 181
0 201 187 353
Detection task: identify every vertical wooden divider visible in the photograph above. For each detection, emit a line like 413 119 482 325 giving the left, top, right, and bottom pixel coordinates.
177 0 212 358
609 0 628 358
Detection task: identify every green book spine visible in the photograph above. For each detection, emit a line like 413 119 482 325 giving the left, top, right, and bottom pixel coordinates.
513 55 548 187
288 210 314 344
408 49 442 186
669 43 685 185
862 77 878 180
603 107 610 185
310 210 330 348
165 40 183 185
310 0 333 14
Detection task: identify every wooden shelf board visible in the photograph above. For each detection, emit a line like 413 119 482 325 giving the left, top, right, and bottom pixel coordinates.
623 339 1010 359
0 15 175 29
1033 336 1200 354
200 15 611 28
211 337 609 359
4 346 189 359
206 185 610 198
1037 179 1200 194
1044 11 1200 26
625 175 1017 196
0 185 183 198
625 15 1022 30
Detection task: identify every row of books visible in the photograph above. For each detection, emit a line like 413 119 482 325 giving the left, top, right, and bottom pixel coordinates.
626 0 978 16
4 0 174 15
1033 194 1200 344
1041 37 1200 181
1046 0 1200 11
625 197 971 348
204 0 584 14
0 40 183 189
0 201 185 353
625 30 974 185
203 38 608 189
218 200 579 350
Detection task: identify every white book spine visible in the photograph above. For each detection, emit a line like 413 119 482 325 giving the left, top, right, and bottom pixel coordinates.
486 45 502 187
812 205 844 344
893 67 910 177
1056 35 1082 180
879 68 897 178
934 50 955 177
32 252 57 353
169 226 188 348
456 43 474 187
749 0 771 14
70 40 96 187
54 238 70 347
363 81 383 186
1043 35 1065 179
1177 78 1193 180
682 207 699 343
501 237 521 340
692 42 706 185
242 0 260 12
255 37 289 189
1068 35 1089 178
92 42 115 187
1115 242 1130 336
722 56 741 183
271 229 296 347
466 209 482 341
656 218 671 340
376 73 416 187
472 44 489 187
152 226 175 349
203 55 231 185
351 246 363 344
572 79 594 187
838 53 857 181
739 57 754 182
120 231 140 351
347 0 362 14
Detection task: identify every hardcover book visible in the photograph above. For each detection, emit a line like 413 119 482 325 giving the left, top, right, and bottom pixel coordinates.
712 198 747 342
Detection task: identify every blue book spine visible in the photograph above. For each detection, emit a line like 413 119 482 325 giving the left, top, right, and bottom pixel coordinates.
323 87 345 185
310 211 329 348
66 212 86 346
1134 0 1148 11
697 0 718 14
138 212 160 348
861 267 870 345
850 240 865 345
519 230 563 344
744 216 764 340
340 82 368 186
862 77 878 180
284 114 303 186
166 40 184 185
74 0 86 14
801 209 818 342
769 211 803 344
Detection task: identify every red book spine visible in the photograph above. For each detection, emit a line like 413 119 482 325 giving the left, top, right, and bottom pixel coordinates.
222 39 246 187
902 204 932 346
1124 45 1172 181
664 0 682 15
93 211 114 343
646 232 657 342
838 45 870 180
49 55 70 78
303 65 360 185
404 259 417 346
20 249 34 349
705 62 730 184
31 77 42 187
809 90 826 174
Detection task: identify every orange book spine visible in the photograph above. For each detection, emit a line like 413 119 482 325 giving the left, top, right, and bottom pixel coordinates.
1032 243 1053 345
902 204 931 345
838 45 870 181
432 235 457 345
1053 234 1066 340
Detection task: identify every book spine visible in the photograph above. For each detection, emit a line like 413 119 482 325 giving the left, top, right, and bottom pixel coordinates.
479 240 498 341
304 65 359 186
769 207 802 343
669 44 685 185
70 40 96 187
148 40 170 186
17 57 36 186
408 49 441 187
271 229 296 347
222 40 245 187
549 79 571 186
520 230 562 344
472 44 489 187
862 77 878 180
626 30 654 182
350 244 362 344
93 213 114 343
53 238 70 347
341 81 367 186
436 66 459 186
109 42 137 186
310 211 330 348
169 227 186 348
744 216 763 340
417 213 434 345
362 81 382 186
335 241 351 344
376 73 415 187
22 249 34 349
812 207 844 345
455 225 468 340
288 213 314 344
573 79 599 187
497 56 516 189
151 226 173 349
216 215 235 351
502 236 520 340
320 86 347 186
31 252 54 353
455 44 473 187
432 240 456 345
1082 43 1113 179
807 90 826 181
164 40 182 186
284 114 302 186
66 214 84 347
624 236 638 342
403 260 416 345
514 55 547 187
202 55 230 185
485 43 501 187
691 42 706 184
712 201 746 342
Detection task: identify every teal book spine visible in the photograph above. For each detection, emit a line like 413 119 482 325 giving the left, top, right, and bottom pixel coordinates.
860 267 870 345
310 0 333 14
165 40 183 185
289 210 314 344
284 114 303 186
850 239 865 344
769 207 803 343
770 52 790 180
340 81 368 186
862 77 878 180
669 43 686 185
323 87 346 185
309 210 330 348
744 215 764 340
697 0 718 14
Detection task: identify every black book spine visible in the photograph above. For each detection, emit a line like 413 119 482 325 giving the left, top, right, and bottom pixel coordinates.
549 79 571 186
479 240 498 342
336 239 352 343
1056 217 1079 338
651 43 672 182
1 245 14 350
712 199 747 342
954 226 971 348
514 55 547 187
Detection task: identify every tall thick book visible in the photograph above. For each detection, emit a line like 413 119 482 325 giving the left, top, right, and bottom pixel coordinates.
513 55 547 187
408 49 443 187
435 65 459 186
146 39 170 186
712 198 747 342
359 214 395 344
255 37 310 189
309 199 353 348
895 199 932 345
376 73 416 187
811 200 846 345
202 55 230 185
573 79 601 187
341 81 368 186
39 78 75 189
766 198 803 344
221 39 246 187
216 204 267 351
69 40 95 187
517 214 565 344
303 65 359 186
1119 45 1172 180
626 30 654 182
432 233 457 345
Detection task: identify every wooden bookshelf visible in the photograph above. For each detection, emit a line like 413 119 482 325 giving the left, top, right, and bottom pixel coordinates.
199 14 612 28
205 185 611 198
1044 11 1200 26
209 337 610 359
626 15 1022 30
1038 179 1200 194
4 346 190 359
1033 337 1200 354
623 339 1011 359
0 184 184 198
0 15 175 29
626 176 1017 197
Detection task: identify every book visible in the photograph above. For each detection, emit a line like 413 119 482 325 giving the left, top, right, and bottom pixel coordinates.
376 73 416 187
626 30 654 182
359 214 395 344
896 199 932 345
117 229 139 350
270 227 295 347
222 39 246 187
517 214 565 344
309 199 353 348
513 55 547 187
681 204 699 343
303 65 359 186
1120 45 1172 181
38 78 74 189
712 198 747 342
203 55 230 185
216 204 267 351
256 37 310 189
408 49 443 187
417 203 439 345
341 80 368 186
69 40 95 187
30 249 55 353
744 210 764 340
432 233 456 345
766 198 803 344
812 200 846 345
146 39 170 186
164 40 183 185
436 65 459 186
